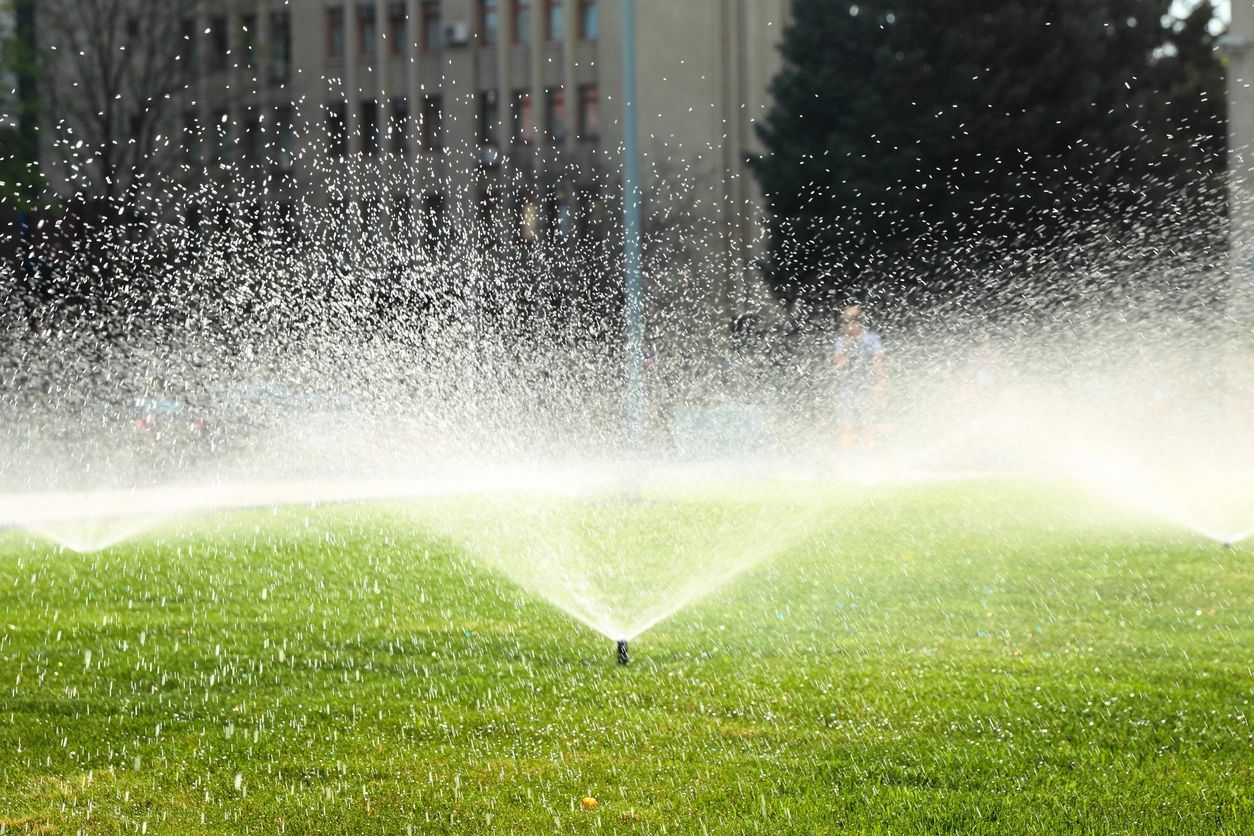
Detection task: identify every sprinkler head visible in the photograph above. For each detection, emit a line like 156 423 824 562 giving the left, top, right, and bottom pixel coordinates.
616 640 629 666
1221 541 1233 550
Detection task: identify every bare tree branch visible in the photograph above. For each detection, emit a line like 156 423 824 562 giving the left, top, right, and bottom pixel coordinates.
39 0 194 204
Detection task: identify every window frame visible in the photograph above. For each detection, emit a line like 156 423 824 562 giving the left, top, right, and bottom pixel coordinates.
577 0 596 41
545 0 563 41
387 2 408 56
576 83 598 141
327 6 346 60
480 0 498 46
421 0 442 50
357 3 378 56
512 0 531 44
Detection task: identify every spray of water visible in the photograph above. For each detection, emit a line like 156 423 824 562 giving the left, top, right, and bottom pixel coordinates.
2 69 1251 643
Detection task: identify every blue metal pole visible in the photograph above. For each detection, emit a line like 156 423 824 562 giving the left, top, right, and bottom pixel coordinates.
621 0 646 449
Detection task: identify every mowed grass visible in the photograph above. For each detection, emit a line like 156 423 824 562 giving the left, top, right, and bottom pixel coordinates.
0 482 1251 834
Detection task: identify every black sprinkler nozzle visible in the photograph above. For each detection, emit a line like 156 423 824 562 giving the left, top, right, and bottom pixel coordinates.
617 640 629 665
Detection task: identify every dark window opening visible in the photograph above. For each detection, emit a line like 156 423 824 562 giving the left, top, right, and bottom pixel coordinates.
388 2 408 54
546 0 563 41
182 113 201 163
180 18 198 78
358 4 377 55
422 0 442 50
512 0 531 43
421 95 443 151
326 101 348 156
241 15 257 68
361 99 380 155
209 16 229 71
270 10 291 83
480 0 498 45
212 108 230 163
577 83 598 141
275 105 295 172
390 97 410 155
479 89 499 146
545 86 565 144
511 89 534 144
421 192 446 248
578 0 596 40
327 6 346 59
243 114 262 163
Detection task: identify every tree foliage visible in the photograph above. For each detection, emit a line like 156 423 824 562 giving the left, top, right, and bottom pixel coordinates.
0 0 41 211
749 0 1227 308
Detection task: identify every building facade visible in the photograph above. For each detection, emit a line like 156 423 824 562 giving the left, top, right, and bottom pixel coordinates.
52 0 788 341
1227 0 1254 322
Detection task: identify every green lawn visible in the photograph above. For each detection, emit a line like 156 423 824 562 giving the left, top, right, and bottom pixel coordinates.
0 481 1251 833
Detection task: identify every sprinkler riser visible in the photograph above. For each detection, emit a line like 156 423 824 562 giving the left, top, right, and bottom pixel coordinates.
617 640 629 665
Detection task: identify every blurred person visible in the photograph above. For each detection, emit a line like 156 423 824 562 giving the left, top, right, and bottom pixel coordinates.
832 305 886 454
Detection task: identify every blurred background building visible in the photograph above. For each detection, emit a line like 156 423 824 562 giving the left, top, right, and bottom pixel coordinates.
28 0 789 342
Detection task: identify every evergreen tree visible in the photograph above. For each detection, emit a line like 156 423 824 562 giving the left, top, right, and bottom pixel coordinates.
749 0 1227 309
0 0 41 212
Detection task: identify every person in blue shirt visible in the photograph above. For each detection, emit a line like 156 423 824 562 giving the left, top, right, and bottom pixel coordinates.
832 305 887 454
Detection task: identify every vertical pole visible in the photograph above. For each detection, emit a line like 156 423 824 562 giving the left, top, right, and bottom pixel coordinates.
621 0 646 449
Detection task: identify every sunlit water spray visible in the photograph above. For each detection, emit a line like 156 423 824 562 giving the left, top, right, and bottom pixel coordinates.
3 83 1252 651
418 471 827 642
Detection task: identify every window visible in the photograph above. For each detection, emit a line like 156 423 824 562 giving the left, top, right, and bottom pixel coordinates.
477 188 501 229
390 97 409 155
422 0 441 50
577 83 597 141
180 18 198 78
545 0 563 41
361 99 380 154
182 112 201 163
512 0 530 43
212 108 230 163
185 203 202 235
209 16 228 71
242 113 262 163
241 14 257 68
421 192 446 248
327 6 345 59
275 105 295 172
480 0 498 45
544 86 565 143
358 4 377 55
511 89 533 144
277 202 297 239
270 10 291 82
326 101 348 156
577 0 596 40
392 193 413 244
421 95 443 151
575 186 598 236
360 200 378 237
388 2 408 54
479 89 499 145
